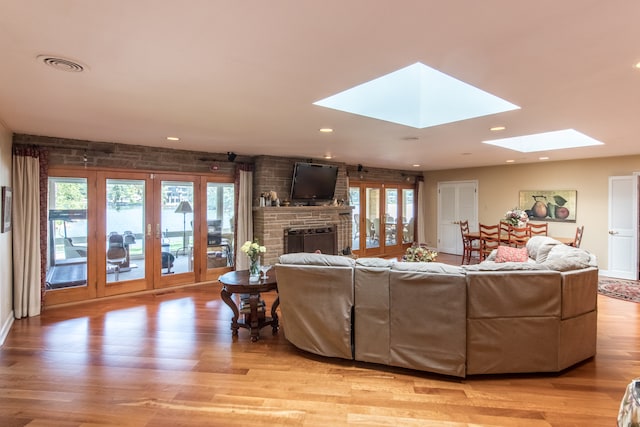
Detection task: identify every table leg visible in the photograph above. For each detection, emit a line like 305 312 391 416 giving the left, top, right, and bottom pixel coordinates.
220 287 240 336
271 296 280 335
248 293 261 342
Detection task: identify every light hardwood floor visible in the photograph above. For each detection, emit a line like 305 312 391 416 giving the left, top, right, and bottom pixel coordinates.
1 254 638 426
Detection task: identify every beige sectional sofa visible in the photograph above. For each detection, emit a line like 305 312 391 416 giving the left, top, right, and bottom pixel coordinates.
275 236 598 377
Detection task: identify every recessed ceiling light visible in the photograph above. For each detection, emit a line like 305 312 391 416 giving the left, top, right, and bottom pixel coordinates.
482 129 604 152
412 164 421 167
314 62 520 129
634 62 640 69
319 128 333 133
490 126 506 131
506 159 515 163
539 156 550 160
323 154 333 159
167 136 180 141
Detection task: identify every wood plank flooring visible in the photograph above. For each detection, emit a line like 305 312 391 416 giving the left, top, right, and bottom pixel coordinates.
1 254 638 426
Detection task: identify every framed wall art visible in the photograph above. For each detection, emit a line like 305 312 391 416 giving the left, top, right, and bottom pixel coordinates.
518 190 577 223
2 186 12 233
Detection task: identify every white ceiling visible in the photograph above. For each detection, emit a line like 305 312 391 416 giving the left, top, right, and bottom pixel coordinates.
1 1 639 171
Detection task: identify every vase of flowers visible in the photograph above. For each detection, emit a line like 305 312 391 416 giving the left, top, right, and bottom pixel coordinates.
240 239 266 282
403 244 438 262
505 208 529 227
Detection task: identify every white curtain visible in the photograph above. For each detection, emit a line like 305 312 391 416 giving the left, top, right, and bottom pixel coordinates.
12 152 41 318
235 169 253 270
416 180 427 244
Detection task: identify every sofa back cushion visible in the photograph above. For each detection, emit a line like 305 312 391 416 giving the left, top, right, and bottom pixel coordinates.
388 263 467 377
275 257 354 360
354 258 394 365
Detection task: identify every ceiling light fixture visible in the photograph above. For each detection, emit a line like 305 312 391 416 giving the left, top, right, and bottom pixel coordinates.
319 128 333 133
490 126 506 131
539 156 550 160
323 154 333 159
167 136 180 141
412 164 421 167
506 159 515 163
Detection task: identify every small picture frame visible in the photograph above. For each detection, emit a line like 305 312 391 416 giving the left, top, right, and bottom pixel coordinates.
2 186 12 233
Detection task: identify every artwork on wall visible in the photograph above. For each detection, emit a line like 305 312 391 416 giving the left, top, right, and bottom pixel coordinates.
518 190 577 223
1 186 12 233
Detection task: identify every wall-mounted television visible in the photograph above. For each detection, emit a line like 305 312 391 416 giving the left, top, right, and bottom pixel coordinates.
290 162 339 205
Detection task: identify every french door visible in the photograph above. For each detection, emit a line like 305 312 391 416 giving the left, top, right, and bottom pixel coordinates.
45 168 234 305
350 182 415 258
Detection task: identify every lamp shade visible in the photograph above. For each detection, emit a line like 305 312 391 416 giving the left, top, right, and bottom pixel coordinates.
174 201 193 214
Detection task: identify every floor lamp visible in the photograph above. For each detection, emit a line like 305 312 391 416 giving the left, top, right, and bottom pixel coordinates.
175 200 193 257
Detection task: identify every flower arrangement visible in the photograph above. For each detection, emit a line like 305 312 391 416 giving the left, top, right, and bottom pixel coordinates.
240 239 266 276
403 245 438 262
505 207 529 226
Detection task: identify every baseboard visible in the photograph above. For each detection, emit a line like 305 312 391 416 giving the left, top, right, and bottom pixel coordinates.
0 311 15 346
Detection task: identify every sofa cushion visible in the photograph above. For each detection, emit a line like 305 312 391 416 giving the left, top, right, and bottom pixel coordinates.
495 246 528 263
526 236 562 262
356 257 395 268
278 252 356 267
392 261 464 275
463 261 546 271
541 245 593 271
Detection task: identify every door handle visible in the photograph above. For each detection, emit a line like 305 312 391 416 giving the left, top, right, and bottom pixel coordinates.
609 230 619 235
147 223 152 237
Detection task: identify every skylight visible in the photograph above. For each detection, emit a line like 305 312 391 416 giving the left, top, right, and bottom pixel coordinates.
482 129 604 152
313 62 520 128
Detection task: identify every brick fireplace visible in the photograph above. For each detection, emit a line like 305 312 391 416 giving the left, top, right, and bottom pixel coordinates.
253 205 353 265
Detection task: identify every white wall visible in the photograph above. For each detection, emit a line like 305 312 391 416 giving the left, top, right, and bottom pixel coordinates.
423 155 640 269
0 121 13 345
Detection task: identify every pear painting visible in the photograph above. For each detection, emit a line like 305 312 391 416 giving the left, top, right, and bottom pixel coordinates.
519 190 577 222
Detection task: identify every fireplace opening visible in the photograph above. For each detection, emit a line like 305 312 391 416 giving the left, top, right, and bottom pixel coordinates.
284 226 337 255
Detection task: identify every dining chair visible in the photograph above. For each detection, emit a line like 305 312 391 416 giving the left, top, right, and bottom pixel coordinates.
507 224 531 248
479 223 501 261
459 220 480 265
499 221 511 236
529 222 548 236
571 225 584 248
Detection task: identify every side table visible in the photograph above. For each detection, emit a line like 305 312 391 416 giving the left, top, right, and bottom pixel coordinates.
219 270 279 342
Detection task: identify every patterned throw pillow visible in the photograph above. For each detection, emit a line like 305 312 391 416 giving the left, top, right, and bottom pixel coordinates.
495 245 529 263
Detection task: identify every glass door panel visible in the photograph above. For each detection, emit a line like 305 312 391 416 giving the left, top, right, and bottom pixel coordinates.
365 187 381 250
402 188 415 244
349 187 360 251
47 177 89 290
105 179 147 284
205 182 235 271
385 188 398 246
160 180 194 275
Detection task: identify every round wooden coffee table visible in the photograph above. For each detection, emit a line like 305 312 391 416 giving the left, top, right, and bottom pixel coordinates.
219 270 279 342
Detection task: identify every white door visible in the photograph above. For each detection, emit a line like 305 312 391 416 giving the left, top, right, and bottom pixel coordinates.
438 181 478 255
607 175 638 280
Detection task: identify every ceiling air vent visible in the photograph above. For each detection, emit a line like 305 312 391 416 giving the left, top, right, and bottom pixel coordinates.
37 55 86 72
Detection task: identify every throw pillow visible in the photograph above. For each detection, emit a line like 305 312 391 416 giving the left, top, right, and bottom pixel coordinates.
495 245 529 263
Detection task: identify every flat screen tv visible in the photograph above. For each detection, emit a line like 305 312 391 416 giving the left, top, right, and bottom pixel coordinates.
290 162 339 205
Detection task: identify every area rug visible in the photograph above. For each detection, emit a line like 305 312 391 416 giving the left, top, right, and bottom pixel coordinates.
598 277 640 303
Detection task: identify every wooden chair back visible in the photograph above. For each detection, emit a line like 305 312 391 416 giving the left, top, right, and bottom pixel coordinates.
529 222 548 236
479 223 501 261
572 225 584 248
459 220 480 264
507 225 531 248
